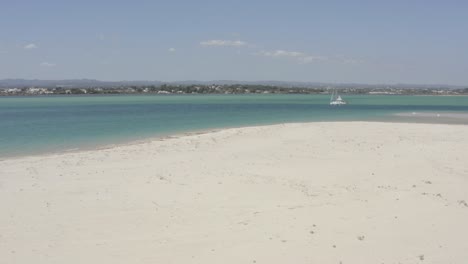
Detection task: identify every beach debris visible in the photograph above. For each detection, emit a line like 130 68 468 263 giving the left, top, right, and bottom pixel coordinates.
458 200 468 207
419 254 425 261
151 201 159 211
357 235 365 241
424 180 432 184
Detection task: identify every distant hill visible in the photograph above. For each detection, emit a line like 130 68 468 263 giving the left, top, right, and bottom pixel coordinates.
0 78 464 89
0 79 164 88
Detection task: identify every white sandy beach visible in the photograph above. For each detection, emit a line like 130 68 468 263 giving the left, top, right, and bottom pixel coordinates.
1 122 468 264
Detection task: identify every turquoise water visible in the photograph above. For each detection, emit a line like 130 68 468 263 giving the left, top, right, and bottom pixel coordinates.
1 94 467 157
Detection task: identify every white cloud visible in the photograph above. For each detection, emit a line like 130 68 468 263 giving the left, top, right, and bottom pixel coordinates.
168 47 176 52
24 43 38 50
298 55 329 63
200 40 247 47
257 49 318 64
258 50 305 58
40 62 56 67
333 56 364 64
257 49 362 64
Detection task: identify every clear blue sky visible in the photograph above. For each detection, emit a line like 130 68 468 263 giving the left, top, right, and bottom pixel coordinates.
1 0 467 85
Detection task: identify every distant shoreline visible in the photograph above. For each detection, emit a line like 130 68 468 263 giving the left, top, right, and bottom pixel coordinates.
2 93 468 97
1 83 467 96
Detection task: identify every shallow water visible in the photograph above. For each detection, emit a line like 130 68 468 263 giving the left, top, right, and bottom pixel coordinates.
1 94 467 157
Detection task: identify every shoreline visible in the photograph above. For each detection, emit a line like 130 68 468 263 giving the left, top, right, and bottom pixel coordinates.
1 117 468 161
394 111 468 119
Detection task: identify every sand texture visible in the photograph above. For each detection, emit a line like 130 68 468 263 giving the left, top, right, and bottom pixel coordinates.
1 122 468 264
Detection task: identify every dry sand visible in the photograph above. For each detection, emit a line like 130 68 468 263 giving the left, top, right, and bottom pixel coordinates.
1 122 468 264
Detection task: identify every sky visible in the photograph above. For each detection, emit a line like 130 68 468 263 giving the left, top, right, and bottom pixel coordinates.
1 0 467 85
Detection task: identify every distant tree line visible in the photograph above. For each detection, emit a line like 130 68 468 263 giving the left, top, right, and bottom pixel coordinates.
1 84 467 96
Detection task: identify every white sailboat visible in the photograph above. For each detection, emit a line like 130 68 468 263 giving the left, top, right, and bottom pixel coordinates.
329 90 347 105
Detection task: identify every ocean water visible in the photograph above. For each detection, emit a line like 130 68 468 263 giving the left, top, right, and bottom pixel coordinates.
1 94 467 157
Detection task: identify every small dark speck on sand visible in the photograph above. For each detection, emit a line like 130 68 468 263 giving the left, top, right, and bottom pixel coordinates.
419 254 425 261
